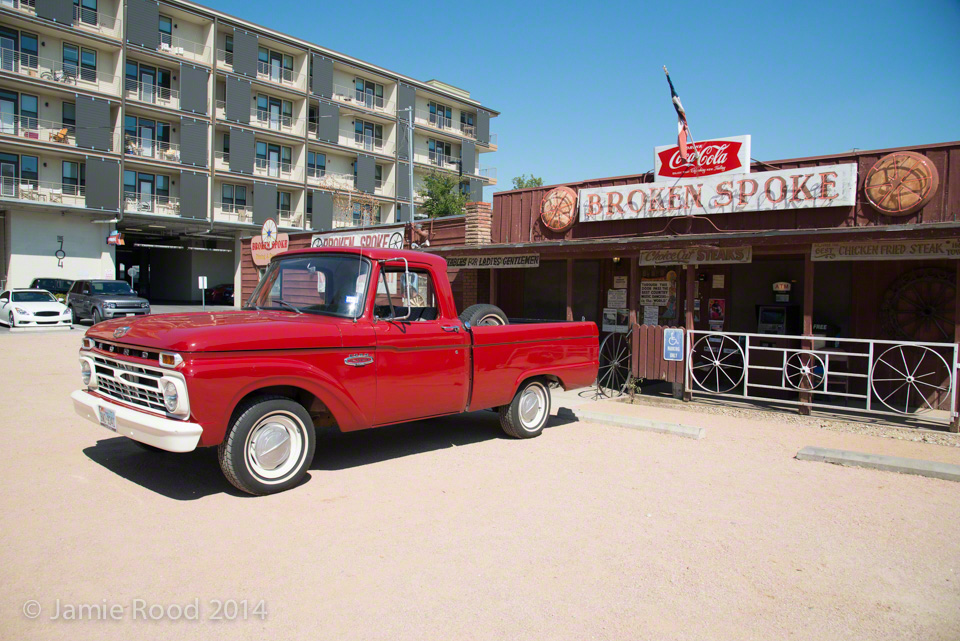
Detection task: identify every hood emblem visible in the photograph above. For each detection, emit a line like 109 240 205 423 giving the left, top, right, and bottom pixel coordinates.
113 326 131 338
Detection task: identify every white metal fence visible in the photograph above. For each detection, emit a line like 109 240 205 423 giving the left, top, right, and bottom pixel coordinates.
686 330 959 425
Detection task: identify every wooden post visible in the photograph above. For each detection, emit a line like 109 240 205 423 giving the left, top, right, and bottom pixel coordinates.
683 264 695 401
628 257 638 328
952 261 960 432
489 269 497 306
799 250 814 415
565 258 574 321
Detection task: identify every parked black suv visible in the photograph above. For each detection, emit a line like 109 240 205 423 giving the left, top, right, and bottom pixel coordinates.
29 278 74 302
66 280 151 324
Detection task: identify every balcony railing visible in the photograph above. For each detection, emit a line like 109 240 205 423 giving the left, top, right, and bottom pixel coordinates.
0 114 120 151
414 150 461 171
255 108 297 134
331 84 395 115
0 178 85 207
479 166 497 181
156 33 208 63
414 109 453 132
124 78 179 109
484 132 498 147
2 0 122 38
375 178 394 196
254 157 301 181
215 48 233 68
214 201 253 224
123 192 181 216
124 136 180 162
0 49 119 93
257 60 304 88
338 127 393 155
306 170 355 191
277 209 301 228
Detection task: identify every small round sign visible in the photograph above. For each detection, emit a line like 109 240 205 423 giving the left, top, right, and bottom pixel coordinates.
261 218 278 250
540 186 578 232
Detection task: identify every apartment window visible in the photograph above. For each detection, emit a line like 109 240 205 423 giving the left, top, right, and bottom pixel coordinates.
308 104 318 133
355 78 383 110
20 93 38 131
428 139 451 166
277 191 291 213
21 155 38 188
352 202 380 226
221 183 246 211
124 116 169 157
63 161 84 195
158 15 173 47
429 101 452 129
354 119 382 151
64 44 96 83
62 102 75 134
74 0 98 26
256 95 292 130
375 164 383 189
126 62 171 103
460 111 475 136
222 132 229 159
307 151 325 178
256 142 289 177
156 174 169 203
62 44 79 79
20 32 37 69
0 152 17 196
224 35 233 65
305 191 311 214
259 47 294 83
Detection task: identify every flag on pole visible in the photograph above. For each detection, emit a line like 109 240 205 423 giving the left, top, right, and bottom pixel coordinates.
663 66 693 164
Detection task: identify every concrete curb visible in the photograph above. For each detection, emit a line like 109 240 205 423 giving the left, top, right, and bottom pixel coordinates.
572 408 705 440
796 446 960 482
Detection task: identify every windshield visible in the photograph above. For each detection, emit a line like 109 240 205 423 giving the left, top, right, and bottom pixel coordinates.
33 279 72 293
90 281 136 295
13 291 57 303
246 254 371 318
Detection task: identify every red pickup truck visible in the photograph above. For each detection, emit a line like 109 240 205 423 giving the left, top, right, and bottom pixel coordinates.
72 247 598 495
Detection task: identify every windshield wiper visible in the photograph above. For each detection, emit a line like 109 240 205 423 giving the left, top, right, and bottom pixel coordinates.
274 299 303 314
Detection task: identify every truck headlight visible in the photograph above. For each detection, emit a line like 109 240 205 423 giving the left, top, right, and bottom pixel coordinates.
162 380 179 412
80 360 92 386
105 302 116 309
140 302 149 308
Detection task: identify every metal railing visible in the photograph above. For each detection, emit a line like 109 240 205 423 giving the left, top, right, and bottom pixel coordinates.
277 209 301 228
215 48 233 68
685 330 960 426
479 166 497 181
375 178 394 195
0 114 121 150
257 60 303 88
331 84 395 114
0 178 85 206
124 135 180 162
339 128 392 154
254 157 301 181
307 170 355 190
157 33 208 63
123 192 181 216
214 201 253 224
0 49 118 92
415 109 452 131
2 0 122 37
254 108 296 133
124 78 179 109
415 150 461 170
485 132 498 146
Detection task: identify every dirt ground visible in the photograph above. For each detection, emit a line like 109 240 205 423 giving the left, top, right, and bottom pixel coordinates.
1 329 959 641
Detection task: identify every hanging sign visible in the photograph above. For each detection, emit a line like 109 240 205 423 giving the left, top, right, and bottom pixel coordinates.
812 238 960 261
446 254 541 269
579 163 857 222
638 247 752 265
251 232 290 266
311 227 404 249
655 135 751 179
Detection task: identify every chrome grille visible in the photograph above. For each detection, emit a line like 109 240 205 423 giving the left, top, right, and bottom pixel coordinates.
93 355 165 413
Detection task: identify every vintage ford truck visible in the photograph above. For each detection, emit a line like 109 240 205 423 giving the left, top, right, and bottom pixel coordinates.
72 247 598 495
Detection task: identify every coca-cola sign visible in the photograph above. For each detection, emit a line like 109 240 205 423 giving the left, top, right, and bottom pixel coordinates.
654 135 751 178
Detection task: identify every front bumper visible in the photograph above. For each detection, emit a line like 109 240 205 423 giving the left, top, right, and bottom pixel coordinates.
103 309 150 319
71 389 202 452
13 314 72 327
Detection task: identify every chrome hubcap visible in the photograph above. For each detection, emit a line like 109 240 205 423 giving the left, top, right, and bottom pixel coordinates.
518 385 547 430
477 313 504 326
245 411 305 482
250 423 291 470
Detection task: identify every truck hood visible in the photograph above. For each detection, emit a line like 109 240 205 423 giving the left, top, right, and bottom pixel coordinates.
86 310 344 352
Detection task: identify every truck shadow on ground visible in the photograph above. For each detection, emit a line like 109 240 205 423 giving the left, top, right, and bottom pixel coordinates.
82 411 577 500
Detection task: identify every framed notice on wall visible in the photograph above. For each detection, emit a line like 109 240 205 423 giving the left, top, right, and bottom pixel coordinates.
602 308 629 333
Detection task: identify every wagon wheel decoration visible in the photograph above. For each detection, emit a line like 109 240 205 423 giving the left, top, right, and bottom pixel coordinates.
880 267 955 342
863 151 939 217
596 327 633 398
870 344 952 415
540 186 578 233
783 351 825 391
689 334 745 394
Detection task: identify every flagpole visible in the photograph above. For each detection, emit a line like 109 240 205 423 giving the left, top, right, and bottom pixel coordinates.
662 66 701 166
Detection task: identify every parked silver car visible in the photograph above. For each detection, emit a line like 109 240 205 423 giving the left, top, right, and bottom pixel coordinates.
65 280 150 324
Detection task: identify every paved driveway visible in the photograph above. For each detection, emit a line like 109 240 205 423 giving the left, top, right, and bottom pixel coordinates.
1 331 958 641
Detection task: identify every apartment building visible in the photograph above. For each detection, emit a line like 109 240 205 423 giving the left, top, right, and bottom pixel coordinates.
0 0 498 301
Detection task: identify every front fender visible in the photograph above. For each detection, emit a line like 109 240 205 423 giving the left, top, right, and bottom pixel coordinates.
183 351 375 447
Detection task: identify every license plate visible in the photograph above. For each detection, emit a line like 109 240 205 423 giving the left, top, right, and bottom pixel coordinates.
99 407 116 432
126 313 135 317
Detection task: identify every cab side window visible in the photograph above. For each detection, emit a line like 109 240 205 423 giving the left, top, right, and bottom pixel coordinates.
374 269 438 321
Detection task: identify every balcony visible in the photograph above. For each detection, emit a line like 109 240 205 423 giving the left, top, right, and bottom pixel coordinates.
277 209 302 228
0 115 120 151
375 177 394 197
257 60 304 90
215 101 302 136
156 32 209 64
0 49 119 94
479 166 497 182
2 0 123 39
331 84 395 116
124 136 180 163
0 178 85 207
337 127 394 155
124 79 180 110
306 170 355 191
414 150 462 172
414 108 455 134
214 201 253 224
254 157 302 182
123 192 181 217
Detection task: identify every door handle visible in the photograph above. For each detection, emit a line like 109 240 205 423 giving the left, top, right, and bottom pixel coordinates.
441 325 460 333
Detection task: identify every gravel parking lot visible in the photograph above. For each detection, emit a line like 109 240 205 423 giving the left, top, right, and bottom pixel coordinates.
2 330 959 641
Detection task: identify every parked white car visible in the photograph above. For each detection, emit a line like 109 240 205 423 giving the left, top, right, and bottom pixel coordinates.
0 289 73 328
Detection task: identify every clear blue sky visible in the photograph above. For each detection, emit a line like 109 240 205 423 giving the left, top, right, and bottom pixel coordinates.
203 0 960 193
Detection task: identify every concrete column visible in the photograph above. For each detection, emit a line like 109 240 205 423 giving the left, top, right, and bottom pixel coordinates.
799 250 814 416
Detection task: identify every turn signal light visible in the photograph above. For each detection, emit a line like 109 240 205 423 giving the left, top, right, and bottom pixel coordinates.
159 352 183 368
